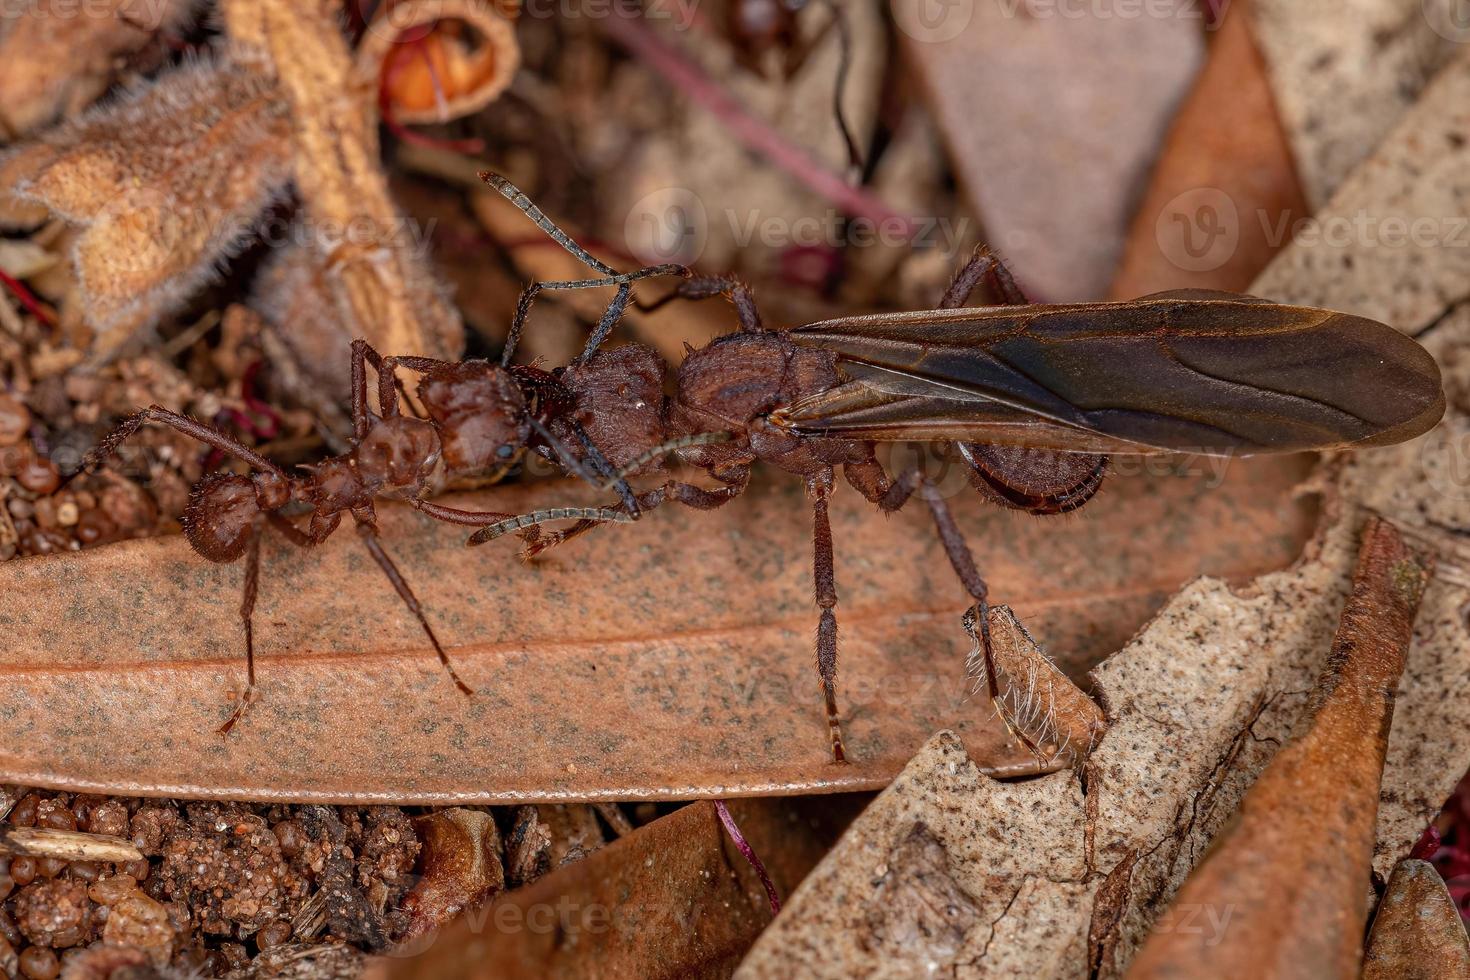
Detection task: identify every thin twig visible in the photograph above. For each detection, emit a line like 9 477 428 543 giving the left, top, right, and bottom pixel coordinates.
713 800 781 916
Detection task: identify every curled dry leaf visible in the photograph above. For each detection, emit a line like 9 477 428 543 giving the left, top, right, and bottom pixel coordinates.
357 0 521 125
1361 858 1470 979
1128 517 1431 978
0 0 199 138
376 797 859 979
1109 0 1308 298
1 54 291 346
1250 0 1461 206
0 457 1313 803
896 0 1202 299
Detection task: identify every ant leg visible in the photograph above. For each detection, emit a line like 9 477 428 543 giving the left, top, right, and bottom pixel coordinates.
217 527 263 736
577 282 632 364
809 470 848 763
939 247 1030 309
353 514 473 696
642 276 765 332
844 458 921 513
73 406 285 482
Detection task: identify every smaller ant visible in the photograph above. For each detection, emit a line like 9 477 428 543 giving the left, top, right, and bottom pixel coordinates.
73 181 688 733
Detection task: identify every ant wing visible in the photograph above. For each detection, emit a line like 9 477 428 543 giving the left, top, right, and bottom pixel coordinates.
776 379 1168 454
787 295 1444 456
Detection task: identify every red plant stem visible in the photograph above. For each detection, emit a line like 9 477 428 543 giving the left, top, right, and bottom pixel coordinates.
0 267 55 326
713 800 781 916
599 9 918 237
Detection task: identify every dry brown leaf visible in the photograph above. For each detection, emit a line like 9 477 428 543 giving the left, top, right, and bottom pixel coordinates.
0 455 1312 803
1 54 291 347
374 797 860 979
1250 0 1461 206
1109 0 1307 298
1128 517 1431 977
222 0 463 388
0 0 198 138
896 0 1202 300
1361 858 1470 979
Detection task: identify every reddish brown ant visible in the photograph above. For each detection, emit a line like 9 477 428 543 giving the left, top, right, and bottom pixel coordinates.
71 200 686 733
464 172 1444 765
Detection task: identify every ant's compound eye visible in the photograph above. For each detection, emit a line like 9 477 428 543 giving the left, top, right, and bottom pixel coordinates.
496 444 515 459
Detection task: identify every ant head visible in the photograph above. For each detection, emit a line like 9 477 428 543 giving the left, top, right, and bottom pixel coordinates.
357 415 441 491
417 361 530 476
181 473 261 562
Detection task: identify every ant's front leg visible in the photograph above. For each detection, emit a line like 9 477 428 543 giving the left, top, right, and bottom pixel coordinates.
352 509 473 696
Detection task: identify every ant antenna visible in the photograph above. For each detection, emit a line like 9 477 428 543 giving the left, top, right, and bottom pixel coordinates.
467 506 635 545
814 0 863 180
481 171 690 365
525 416 640 519
599 432 733 490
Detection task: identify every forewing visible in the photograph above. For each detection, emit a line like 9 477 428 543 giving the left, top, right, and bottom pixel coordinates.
786 292 1444 455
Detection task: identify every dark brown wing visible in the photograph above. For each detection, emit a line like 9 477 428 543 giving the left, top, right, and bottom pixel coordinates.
780 290 1444 455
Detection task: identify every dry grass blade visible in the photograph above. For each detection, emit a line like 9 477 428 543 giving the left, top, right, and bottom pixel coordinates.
0 825 143 863
0 459 1313 803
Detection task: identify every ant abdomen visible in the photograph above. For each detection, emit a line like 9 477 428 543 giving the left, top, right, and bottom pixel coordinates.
957 444 1107 516
180 473 261 562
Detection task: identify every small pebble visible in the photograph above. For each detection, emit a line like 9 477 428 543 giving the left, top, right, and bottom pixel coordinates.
17 945 58 980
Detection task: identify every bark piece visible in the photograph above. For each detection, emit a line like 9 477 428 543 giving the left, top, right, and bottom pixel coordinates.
1361 858 1470 980
1250 0 1461 206
896 0 1203 300
1127 517 1431 978
0 454 1314 803
1252 39 1470 330
376 797 856 979
1110 0 1308 298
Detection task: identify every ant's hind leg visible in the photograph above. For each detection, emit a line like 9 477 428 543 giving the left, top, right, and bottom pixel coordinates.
809 470 848 764
217 528 263 735
939 247 1029 309
354 516 474 696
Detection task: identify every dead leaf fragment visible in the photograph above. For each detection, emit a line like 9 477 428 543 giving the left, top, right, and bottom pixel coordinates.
897 0 1202 300
0 457 1314 803
1127 517 1431 979
400 809 504 944
1110 0 1308 298
860 822 982 969
1361 858 1470 980
1250 0 1460 206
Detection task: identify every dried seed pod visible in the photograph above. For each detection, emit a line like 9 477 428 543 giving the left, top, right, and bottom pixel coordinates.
400 808 505 943
357 0 520 124
3 53 292 347
0 0 199 138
